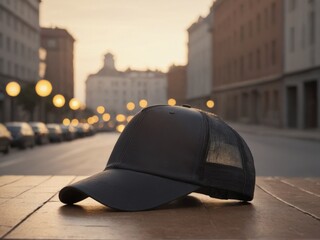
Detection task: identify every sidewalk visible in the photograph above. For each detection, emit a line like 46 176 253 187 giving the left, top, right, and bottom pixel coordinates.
230 122 320 141
0 176 320 239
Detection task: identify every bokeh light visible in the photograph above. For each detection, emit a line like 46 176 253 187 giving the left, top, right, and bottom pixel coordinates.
52 94 65 108
126 102 135 111
6 81 21 97
206 100 215 108
103 113 111 122
62 118 70 126
139 99 148 108
116 124 125 133
168 98 176 106
96 106 105 114
116 114 126 122
35 79 52 97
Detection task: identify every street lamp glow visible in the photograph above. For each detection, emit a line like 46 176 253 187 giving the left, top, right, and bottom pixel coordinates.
103 113 111 122
139 99 148 108
52 94 65 108
92 115 99 123
206 100 215 109
71 119 79 126
6 81 21 97
87 117 95 125
62 118 70 126
96 106 105 114
116 124 125 133
69 98 81 110
127 115 134 122
35 79 52 97
126 102 135 111
116 114 126 122
168 98 176 106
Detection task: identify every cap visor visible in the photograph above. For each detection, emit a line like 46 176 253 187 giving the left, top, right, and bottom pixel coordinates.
59 169 200 211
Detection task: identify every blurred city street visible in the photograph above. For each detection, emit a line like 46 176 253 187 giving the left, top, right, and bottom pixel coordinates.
0 131 319 177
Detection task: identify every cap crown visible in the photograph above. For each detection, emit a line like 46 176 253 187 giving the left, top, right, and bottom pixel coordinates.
106 105 255 201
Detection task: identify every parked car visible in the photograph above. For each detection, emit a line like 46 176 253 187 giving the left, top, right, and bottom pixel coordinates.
60 124 76 141
0 123 12 154
88 124 96 136
47 124 63 142
5 122 35 149
29 122 49 145
75 123 91 138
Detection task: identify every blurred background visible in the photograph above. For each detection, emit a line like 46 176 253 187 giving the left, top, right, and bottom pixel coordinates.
0 0 319 177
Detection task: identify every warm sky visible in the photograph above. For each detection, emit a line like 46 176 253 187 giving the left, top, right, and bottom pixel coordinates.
40 0 213 102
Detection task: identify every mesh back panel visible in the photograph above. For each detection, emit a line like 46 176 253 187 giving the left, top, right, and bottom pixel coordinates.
199 112 255 201
205 113 243 169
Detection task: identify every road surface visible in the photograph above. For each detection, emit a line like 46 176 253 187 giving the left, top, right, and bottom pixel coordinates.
0 132 319 176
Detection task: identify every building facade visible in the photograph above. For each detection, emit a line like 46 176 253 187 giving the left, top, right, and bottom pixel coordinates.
0 0 40 122
187 11 213 109
86 53 167 116
212 0 284 127
40 27 75 100
167 64 187 105
283 0 320 129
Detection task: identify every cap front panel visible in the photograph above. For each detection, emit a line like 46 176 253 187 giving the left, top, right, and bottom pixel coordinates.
107 106 205 183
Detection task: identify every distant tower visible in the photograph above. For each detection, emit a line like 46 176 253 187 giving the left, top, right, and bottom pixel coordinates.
104 53 116 70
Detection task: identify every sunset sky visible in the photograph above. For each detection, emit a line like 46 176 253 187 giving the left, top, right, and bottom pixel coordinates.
40 0 213 102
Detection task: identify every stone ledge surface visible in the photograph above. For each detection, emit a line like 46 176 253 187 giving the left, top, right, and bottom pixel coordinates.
0 176 319 239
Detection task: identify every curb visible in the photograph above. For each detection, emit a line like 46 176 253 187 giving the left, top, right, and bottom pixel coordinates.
229 123 320 142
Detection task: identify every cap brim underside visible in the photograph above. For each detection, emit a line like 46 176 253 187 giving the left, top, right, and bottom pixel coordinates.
59 169 200 211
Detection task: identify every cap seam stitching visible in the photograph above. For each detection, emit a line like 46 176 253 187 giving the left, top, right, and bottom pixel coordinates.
191 112 206 181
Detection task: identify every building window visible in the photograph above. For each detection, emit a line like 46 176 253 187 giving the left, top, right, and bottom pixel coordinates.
240 25 244 41
249 52 253 70
14 64 18 76
21 43 24 57
7 12 11 26
289 0 296 11
47 39 57 48
290 27 295 52
6 37 11 52
21 66 25 77
0 33 2 48
234 60 237 79
248 20 252 37
271 40 276 65
310 11 315 45
14 40 18 54
0 58 3 73
240 56 244 79
264 8 268 28
257 14 261 33
265 43 269 66
301 24 306 48
7 61 11 75
273 90 279 112
271 2 276 25
264 91 269 115
13 18 18 31
256 49 261 70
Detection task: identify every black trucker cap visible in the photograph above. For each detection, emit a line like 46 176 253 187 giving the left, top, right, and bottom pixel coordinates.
59 105 255 211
